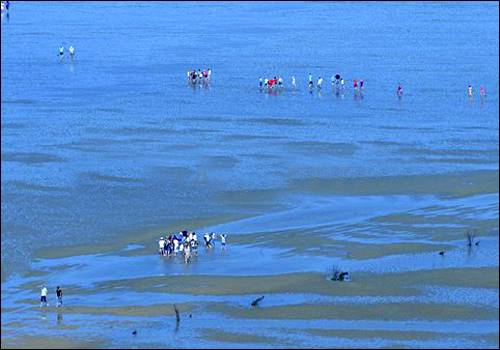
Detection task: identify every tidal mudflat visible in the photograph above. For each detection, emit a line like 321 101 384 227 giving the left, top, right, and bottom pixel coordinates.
1 1 498 349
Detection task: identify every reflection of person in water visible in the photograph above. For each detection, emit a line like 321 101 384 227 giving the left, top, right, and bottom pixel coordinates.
57 311 63 326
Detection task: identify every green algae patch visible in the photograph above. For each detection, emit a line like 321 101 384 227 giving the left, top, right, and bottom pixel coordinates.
34 213 252 260
0 335 107 349
92 267 498 298
246 117 305 126
303 328 498 348
1 152 66 165
202 328 283 345
285 141 359 157
304 328 452 341
26 303 195 318
231 230 454 260
288 170 499 198
207 302 498 321
342 242 454 260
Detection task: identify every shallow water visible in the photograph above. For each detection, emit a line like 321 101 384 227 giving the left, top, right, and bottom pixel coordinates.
1 1 499 349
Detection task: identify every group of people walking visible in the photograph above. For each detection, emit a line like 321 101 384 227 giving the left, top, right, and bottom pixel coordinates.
158 231 227 264
1 1 10 12
187 68 212 84
308 73 361 91
58 45 75 61
468 84 486 98
258 75 488 100
259 74 369 92
259 76 286 89
39 285 63 308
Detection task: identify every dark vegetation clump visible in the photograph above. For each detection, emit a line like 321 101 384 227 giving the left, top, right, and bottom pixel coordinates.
173 304 180 324
466 230 477 247
329 264 350 281
251 296 265 307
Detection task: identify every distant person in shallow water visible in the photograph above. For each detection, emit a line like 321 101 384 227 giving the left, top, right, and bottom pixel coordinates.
40 285 48 307
397 83 403 96
468 85 473 97
69 45 75 59
291 76 296 89
203 232 212 248
183 242 191 263
317 76 323 89
158 236 165 255
480 85 486 97
56 286 63 307
58 45 64 60
220 234 227 250
191 232 198 256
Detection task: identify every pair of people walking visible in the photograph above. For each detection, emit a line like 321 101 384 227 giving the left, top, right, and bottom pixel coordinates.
40 285 63 307
58 45 75 60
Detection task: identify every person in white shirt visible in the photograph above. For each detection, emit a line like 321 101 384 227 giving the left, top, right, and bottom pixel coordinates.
159 237 165 255
173 237 179 255
291 76 296 89
184 242 191 264
220 234 227 250
68 45 75 58
40 285 48 307
317 77 323 89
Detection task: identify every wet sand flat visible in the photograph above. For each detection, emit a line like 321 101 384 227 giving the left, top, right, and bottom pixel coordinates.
2 1 498 348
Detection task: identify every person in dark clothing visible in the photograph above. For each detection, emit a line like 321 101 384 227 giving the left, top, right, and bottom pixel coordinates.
56 286 63 307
